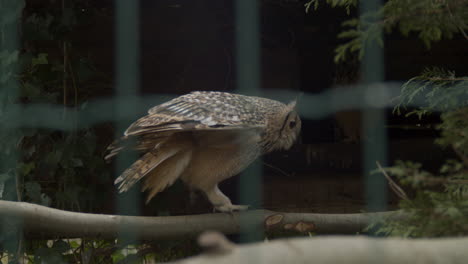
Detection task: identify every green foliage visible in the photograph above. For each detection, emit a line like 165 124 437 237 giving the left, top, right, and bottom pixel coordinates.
0 1 199 262
395 68 468 118
334 18 383 63
305 0 358 14
371 160 468 237
437 107 468 158
308 0 468 237
394 68 468 185
9 238 199 263
0 0 115 261
305 0 468 62
371 69 468 237
382 0 466 48
0 0 110 212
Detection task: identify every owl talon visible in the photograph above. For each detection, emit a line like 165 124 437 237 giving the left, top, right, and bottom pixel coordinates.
215 204 250 213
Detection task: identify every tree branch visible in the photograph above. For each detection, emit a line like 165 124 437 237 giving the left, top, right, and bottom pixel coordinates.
174 231 468 264
376 161 409 201
0 201 404 240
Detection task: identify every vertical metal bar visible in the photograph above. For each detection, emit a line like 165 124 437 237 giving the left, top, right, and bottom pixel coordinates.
0 0 24 257
360 0 388 212
235 0 263 243
115 0 140 242
235 0 261 96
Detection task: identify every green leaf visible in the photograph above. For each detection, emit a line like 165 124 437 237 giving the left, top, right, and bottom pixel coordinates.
52 240 71 254
18 162 35 176
32 53 49 67
445 207 462 218
111 251 126 263
69 240 81 249
70 158 84 167
45 150 63 166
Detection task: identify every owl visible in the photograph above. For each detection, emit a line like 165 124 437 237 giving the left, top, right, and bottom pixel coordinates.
105 91 301 212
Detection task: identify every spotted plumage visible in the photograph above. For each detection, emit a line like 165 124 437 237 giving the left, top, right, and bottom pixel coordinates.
105 91 301 212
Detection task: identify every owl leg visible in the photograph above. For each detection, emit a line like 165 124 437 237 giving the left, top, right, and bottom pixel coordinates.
204 184 249 213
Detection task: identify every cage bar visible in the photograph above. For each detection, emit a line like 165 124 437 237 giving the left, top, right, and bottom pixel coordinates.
114 0 141 244
235 0 264 245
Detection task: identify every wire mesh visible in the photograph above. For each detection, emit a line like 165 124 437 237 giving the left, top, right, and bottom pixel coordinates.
0 0 422 261
235 0 264 244
360 0 388 213
0 0 23 257
114 0 141 245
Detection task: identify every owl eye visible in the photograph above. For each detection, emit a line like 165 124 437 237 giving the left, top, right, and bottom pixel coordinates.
289 120 296 129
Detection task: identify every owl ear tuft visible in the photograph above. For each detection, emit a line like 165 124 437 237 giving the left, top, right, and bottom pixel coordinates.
287 92 302 110
287 100 297 109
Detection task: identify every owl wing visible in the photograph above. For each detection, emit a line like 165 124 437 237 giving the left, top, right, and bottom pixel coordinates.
124 92 266 136
108 92 266 200
106 93 263 160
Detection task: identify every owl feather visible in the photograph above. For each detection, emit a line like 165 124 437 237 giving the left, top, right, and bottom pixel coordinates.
105 91 301 212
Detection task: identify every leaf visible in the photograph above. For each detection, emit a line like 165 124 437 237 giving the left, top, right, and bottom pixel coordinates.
32 53 48 67
52 240 71 254
18 162 35 176
69 240 81 249
304 1 315 13
111 251 126 263
70 158 84 167
45 150 63 166
445 207 462 218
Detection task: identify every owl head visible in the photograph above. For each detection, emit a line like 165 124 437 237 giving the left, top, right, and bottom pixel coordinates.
267 101 301 152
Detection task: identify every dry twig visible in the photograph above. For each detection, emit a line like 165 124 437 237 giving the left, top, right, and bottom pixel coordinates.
376 161 409 200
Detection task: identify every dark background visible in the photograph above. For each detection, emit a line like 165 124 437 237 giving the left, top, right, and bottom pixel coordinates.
24 0 468 214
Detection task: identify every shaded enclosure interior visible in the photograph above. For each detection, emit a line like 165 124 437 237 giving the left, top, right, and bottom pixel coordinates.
24 0 468 214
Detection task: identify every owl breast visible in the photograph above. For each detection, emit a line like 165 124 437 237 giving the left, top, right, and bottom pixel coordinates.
180 130 262 190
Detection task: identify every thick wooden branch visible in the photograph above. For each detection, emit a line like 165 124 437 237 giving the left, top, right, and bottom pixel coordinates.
0 201 403 240
174 231 468 264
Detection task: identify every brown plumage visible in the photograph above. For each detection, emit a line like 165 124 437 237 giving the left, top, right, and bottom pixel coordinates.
105 91 301 212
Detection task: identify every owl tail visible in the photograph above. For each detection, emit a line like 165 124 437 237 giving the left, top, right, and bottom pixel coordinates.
109 133 193 203
114 147 181 193
104 133 172 161
114 146 192 203
142 149 192 203
104 139 123 161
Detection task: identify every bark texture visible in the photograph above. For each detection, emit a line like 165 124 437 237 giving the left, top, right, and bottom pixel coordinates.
0 200 402 239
